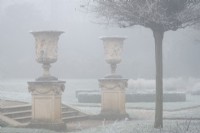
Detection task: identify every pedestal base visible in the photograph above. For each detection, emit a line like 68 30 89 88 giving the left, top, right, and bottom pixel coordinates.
28 121 66 132
99 78 128 118
28 80 65 131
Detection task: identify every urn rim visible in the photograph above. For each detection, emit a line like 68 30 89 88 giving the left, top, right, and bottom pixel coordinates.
30 30 64 36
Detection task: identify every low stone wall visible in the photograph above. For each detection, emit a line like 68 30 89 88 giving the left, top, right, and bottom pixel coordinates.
126 93 186 102
78 93 100 103
77 92 186 103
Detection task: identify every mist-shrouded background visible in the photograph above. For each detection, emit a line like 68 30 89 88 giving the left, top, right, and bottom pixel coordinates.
0 0 200 80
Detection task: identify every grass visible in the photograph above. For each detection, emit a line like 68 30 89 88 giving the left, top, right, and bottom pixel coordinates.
1 120 200 133
70 120 200 133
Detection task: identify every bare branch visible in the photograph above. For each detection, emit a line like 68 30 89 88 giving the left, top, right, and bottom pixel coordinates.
85 0 200 31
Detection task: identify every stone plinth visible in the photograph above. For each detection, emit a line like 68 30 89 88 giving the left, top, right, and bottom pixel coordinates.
28 80 66 131
99 78 128 119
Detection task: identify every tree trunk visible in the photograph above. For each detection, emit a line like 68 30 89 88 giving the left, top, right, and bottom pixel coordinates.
153 29 164 128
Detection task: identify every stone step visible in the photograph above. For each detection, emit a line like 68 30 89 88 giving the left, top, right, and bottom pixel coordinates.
0 104 31 113
0 113 24 127
14 116 31 123
62 111 78 117
62 107 75 112
1 105 71 113
0 101 89 125
3 110 31 118
62 115 88 123
62 107 69 112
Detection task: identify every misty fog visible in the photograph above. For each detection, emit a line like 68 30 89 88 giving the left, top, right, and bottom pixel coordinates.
0 0 199 79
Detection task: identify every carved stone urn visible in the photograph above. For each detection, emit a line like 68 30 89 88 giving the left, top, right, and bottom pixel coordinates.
30 31 64 81
28 31 66 131
100 36 126 78
99 36 128 119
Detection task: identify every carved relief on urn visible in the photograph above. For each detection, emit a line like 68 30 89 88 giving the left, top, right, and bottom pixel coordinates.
100 36 126 78
30 31 64 81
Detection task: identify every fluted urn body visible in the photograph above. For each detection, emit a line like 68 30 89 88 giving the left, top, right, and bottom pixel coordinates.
100 36 126 78
31 31 64 81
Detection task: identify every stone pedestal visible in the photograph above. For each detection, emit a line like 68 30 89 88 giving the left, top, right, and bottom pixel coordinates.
99 78 128 119
28 80 66 131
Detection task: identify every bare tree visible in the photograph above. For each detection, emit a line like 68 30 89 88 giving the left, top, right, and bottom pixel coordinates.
84 0 200 128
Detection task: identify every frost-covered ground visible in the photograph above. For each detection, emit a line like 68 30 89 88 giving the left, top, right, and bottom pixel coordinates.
1 120 200 133
72 120 200 133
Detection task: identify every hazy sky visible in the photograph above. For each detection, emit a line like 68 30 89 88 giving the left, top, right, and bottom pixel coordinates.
0 0 200 79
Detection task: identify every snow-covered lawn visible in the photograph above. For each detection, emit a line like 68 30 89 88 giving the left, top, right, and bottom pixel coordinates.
1 120 200 133
70 95 200 132
72 120 200 133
